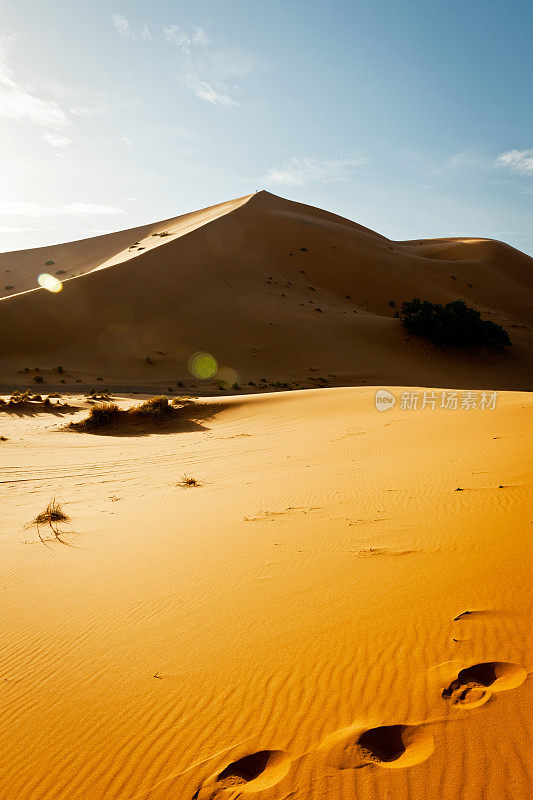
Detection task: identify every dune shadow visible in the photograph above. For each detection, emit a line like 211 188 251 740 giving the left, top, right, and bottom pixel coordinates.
0 401 81 417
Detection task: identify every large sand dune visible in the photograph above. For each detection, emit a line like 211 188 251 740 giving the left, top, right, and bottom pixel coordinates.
1 192 531 799
0 387 531 799
1 191 532 391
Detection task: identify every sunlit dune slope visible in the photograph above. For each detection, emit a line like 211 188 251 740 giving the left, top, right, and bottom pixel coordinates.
0 191 532 389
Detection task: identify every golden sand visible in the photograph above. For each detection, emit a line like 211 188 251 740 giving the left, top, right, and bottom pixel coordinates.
0 387 531 799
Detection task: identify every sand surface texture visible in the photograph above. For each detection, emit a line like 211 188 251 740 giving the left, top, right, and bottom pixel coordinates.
0 387 531 799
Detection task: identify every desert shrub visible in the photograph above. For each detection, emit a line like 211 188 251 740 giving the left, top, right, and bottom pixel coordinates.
136 395 171 416
55 365 64 374
32 375 44 383
70 395 207 434
45 260 55 266
4 285 13 290
400 298 511 348
84 402 121 427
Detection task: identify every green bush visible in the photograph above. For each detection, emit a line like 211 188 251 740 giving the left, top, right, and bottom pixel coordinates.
400 298 511 348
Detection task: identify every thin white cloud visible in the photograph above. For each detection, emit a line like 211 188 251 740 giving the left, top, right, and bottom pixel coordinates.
0 54 68 130
140 25 152 42
163 25 245 106
265 156 366 186
112 13 135 40
0 201 124 217
62 203 124 216
184 74 239 106
495 149 533 175
163 25 211 55
0 31 72 151
43 131 71 148
0 225 39 233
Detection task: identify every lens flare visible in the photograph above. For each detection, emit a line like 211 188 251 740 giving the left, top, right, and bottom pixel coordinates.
188 352 217 379
37 273 62 293
216 366 239 386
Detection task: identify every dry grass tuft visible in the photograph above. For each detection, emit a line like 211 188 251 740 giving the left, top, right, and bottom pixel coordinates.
71 395 179 432
82 402 121 427
177 474 202 488
31 500 70 545
33 499 69 526
136 395 172 415
0 391 75 415
70 395 216 436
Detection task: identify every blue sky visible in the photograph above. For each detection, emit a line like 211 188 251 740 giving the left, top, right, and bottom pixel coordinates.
1 0 532 254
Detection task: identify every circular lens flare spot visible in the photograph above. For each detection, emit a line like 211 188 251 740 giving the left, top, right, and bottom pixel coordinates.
38 273 62 293
188 352 217 379
216 366 239 386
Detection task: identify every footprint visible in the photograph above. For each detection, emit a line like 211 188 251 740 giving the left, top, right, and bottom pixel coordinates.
442 661 527 709
193 750 291 798
321 722 434 771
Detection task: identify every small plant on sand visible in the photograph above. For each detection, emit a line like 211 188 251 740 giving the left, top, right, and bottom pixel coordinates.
45 260 55 266
33 375 44 383
137 395 172 415
400 298 511 348
31 500 70 544
70 395 180 432
84 402 121 426
177 474 201 488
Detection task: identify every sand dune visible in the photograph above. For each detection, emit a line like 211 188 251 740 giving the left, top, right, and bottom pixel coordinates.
1 192 531 799
0 387 531 799
1 191 532 391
